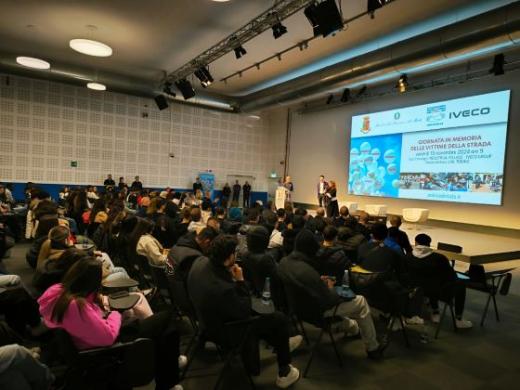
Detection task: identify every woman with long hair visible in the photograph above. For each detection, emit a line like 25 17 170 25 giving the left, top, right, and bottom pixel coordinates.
326 180 339 218
131 217 167 266
38 258 183 390
86 198 108 237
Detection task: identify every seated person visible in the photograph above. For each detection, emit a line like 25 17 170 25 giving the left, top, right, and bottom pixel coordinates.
315 225 351 282
334 206 351 228
187 235 301 388
384 227 405 255
336 226 366 262
175 207 191 239
388 216 412 254
38 258 183 390
275 208 287 232
281 215 305 256
187 207 205 233
167 227 218 282
36 225 73 270
240 226 284 308
355 211 371 239
357 223 423 324
407 234 472 328
0 344 53 390
133 218 168 265
278 229 385 359
151 198 178 249
236 208 261 256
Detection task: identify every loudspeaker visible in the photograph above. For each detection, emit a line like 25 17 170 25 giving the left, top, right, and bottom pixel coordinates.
175 79 196 100
154 95 169 110
304 0 343 38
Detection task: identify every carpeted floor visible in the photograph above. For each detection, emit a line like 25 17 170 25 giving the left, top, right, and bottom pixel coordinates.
4 243 520 390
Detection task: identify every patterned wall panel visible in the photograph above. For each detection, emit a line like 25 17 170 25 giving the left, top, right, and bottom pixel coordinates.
0 74 285 191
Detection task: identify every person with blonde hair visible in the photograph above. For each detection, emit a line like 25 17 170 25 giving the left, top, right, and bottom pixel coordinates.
325 180 339 218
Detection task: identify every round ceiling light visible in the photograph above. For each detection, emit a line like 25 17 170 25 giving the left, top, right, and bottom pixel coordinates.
16 56 50 69
69 39 113 57
87 82 106 91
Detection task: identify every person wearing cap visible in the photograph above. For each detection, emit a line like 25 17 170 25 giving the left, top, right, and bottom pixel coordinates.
278 228 386 360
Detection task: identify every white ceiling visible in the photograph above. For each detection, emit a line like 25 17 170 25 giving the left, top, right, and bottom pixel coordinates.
0 0 500 97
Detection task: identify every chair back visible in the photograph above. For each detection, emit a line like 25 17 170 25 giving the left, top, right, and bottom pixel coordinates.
468 264 486 284
281 277 325 326
148 263 174 305
500 273 513 296
437 242 463 253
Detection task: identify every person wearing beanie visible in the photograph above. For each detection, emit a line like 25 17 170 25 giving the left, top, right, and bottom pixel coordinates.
278 229 386 360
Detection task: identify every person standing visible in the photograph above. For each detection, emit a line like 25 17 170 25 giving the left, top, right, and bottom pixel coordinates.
118 177 127 191
131 176 143 192
243 181 252 208
326 180 339 218
103 174 115 189
221 183 231 208
193 177 203 194
232 180 241 204
317 175 328 207
283 176 294 206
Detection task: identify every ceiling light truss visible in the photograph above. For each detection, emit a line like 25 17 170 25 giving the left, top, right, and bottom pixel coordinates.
164 0 316 85
220 0 396 83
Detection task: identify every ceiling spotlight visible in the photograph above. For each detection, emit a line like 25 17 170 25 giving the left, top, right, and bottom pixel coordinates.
175 78 195 100
396 74 408 93
490 53 505 76
272 21 288 39
326 94 334 104
194 66 214 88
304 0 344 38
367 0 389 18
69 39 112 57
340 88 351 102
233 45 247 59
16 56 50 69
356 85 367 97
87 82 106 91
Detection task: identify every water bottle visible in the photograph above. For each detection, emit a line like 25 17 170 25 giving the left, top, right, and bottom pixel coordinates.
261 277 272 305
82 237 88 249
342 269 350 288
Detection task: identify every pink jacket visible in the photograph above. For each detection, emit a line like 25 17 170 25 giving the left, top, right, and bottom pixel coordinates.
38 284 122 350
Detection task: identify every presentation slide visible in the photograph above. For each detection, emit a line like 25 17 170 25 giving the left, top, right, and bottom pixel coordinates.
348 90 510 205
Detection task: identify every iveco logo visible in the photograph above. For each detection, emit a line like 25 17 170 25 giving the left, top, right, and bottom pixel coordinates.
449 107 490 119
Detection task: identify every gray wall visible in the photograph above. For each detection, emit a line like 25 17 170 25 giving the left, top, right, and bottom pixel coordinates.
288 72 520 229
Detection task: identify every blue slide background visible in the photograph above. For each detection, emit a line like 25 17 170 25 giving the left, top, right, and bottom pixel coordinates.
348 133 402 198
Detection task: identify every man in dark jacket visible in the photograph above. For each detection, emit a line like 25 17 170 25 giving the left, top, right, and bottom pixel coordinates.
278 229 384 359
187 235 301 388
232 180 241 203
314 225 351 282
336 226 366 262
334 206 353 228
166 227 218 283
193 177 203 194
221 183 231 208
242 181 252 208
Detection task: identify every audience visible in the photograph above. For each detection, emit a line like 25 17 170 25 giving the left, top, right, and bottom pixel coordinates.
315 225 351 282
278 229 386 359
388 216 412 254
133 218 168 265
187 235 301 388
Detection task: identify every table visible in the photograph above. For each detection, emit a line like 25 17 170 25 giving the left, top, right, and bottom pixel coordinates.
435 248 520 265
251 296 275 315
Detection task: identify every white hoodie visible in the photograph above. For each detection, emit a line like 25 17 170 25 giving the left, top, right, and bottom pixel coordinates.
411 245 434 259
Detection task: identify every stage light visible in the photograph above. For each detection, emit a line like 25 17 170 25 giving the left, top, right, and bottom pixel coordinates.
163 82 176 97
16 56 50 69
69 39 112 57
154 95 168 110
326 94 334 104
272 21 288 39
194 66 214 88
87 82 106 91
396 74 408 93
304 0 344 38
356 85 367 97
175 78 195 100
490 54 505 76
367 0 389 17
340 88 351 102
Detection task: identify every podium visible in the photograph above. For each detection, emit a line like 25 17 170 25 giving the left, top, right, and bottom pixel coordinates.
275 186 288 210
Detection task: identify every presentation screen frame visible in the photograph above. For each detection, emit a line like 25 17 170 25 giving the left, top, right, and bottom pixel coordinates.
347 90 511 206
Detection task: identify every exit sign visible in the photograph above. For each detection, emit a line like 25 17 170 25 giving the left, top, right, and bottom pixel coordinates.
70 161 78 167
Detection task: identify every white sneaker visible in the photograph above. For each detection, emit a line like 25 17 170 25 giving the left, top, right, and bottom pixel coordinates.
405 316 425 325
455 318 473 329
276 365 300 389
431 313 440 323
289 335 303 353
178 355 188 369
390 320 402 332
172 385 183 390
